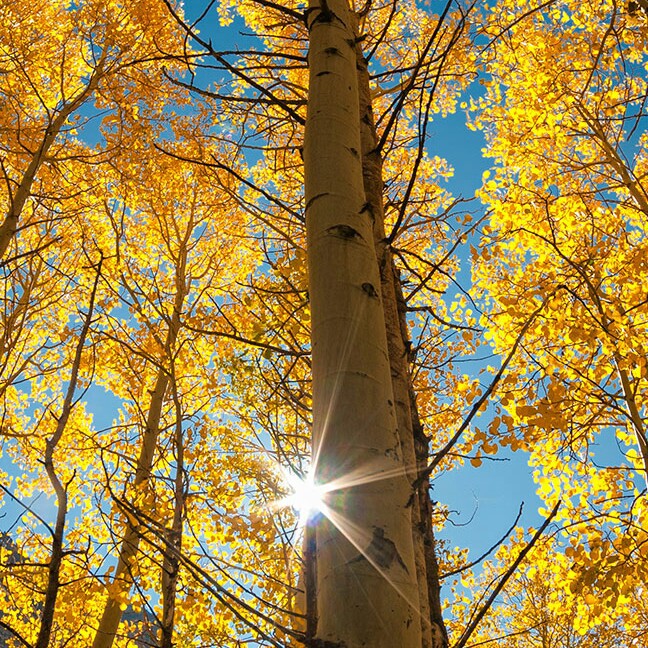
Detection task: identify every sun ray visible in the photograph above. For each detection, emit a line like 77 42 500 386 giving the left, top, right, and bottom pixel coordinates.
311 299 367 478
319 461 420 493
269 460 431 626
319 503 424 619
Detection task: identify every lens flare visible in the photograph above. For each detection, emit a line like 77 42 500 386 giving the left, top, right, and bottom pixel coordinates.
268 460 428 629
284 471 325 519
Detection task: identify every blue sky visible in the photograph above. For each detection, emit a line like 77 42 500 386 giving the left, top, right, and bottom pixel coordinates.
7 4 643 642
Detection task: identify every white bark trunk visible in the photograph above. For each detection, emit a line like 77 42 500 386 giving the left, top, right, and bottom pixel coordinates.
355 37 447 647
304 1 422 645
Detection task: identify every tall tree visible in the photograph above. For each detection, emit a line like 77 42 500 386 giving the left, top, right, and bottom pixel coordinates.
303 0 423 644
0 0 184 261
2 0 648 646
464 0 648 640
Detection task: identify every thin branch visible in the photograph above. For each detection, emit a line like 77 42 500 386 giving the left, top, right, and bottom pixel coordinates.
0 485 54 537
0 237 63 268
161 0 305 125
411 293 556 493
153 144 304 225
480 0 558 52
0 620 32 648
164 72 306 105
453 501 561 648
377 0 453 151
249 0 304 22
441 503 524 578
183 322 307 357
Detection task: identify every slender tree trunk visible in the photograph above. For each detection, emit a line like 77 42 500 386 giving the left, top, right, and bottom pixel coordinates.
354 23 448 648
304 1 422 646
615 359 648 486
91 364 172 648
583 278 648 487
160 377 185 648
92 247 188 648
35 259 102 648
0 63 103 260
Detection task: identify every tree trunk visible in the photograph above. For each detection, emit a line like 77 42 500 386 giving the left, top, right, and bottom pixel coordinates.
0 62 103 260
92 247 188 648
354 31 448 647
304 1 422 646
35 259 102 648
160 377 185 648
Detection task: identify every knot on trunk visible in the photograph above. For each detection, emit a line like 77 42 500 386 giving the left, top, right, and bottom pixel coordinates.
326 224 361 240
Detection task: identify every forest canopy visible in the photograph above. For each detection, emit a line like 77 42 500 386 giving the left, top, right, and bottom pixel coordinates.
0 0 647 647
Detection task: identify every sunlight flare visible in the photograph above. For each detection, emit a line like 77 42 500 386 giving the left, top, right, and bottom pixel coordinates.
271 459 426 620
284 470 326 522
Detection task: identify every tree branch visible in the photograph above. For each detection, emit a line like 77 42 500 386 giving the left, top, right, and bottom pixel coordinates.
453 501 561 648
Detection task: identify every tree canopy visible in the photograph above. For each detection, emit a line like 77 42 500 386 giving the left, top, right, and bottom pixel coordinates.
0 0 647 646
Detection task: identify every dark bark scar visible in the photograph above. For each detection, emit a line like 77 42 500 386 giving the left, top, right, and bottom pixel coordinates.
326 224 361 240
361 282 378 298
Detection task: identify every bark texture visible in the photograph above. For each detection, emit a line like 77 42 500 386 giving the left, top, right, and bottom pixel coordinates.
354 25 448 648
304 1 422 646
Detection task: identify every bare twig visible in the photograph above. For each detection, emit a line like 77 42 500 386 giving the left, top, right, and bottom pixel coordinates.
453 501 561 648
442 503 524 578
411 293 556 494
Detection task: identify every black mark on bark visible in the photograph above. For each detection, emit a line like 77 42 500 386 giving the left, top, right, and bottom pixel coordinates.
348 527 409 572
361 282 378 298
306 193 330 211
359 201 374 221
327 224 361 240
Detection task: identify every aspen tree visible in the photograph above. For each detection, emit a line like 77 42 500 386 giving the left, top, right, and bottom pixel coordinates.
8 0 648 645
303 0 423 645
91 261 188 648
